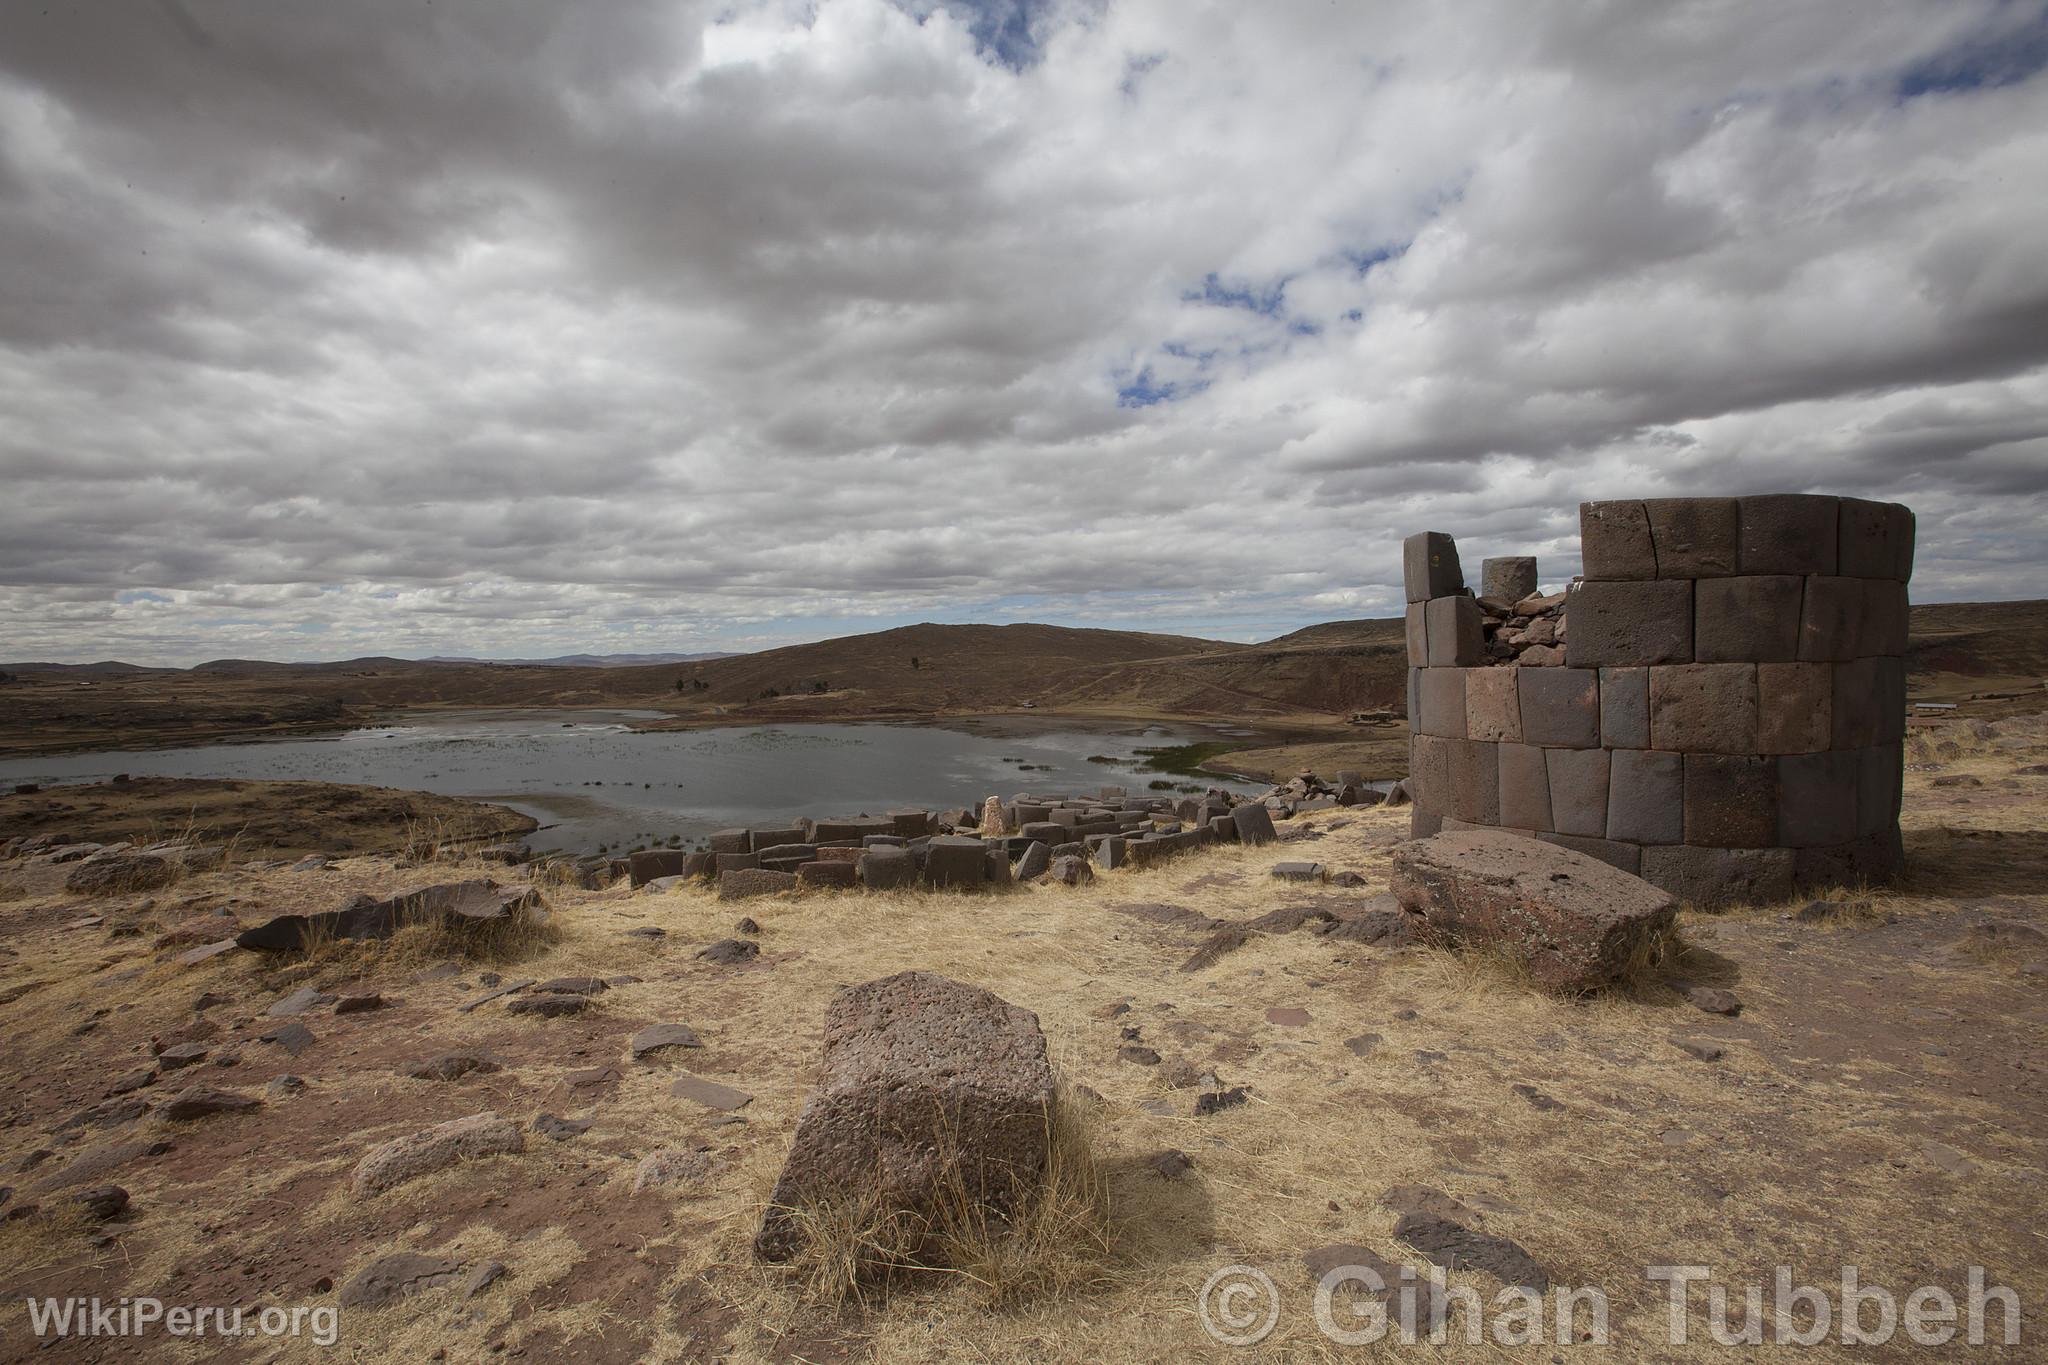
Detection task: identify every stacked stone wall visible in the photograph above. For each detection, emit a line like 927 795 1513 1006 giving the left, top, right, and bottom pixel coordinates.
1404 494 1914 907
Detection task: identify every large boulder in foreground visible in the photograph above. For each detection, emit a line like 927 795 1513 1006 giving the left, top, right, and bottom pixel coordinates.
754 971 1055 1262
1390 831 1676 992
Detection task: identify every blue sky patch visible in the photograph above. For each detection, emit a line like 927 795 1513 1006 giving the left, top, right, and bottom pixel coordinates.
1897 5 2048 97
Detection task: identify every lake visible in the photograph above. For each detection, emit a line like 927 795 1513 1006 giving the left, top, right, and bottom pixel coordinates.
0 711 1276 852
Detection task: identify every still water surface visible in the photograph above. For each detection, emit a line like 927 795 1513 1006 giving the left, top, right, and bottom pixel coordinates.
0 711 1271 851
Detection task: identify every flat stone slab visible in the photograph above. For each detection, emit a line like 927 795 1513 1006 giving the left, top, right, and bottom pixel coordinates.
631 1023 704 1059
338 1253 464 1309
1270 861 1325 882
670 1074 753 1112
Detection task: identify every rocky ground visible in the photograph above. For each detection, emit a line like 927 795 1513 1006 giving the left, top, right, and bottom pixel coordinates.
0 721 2044 1361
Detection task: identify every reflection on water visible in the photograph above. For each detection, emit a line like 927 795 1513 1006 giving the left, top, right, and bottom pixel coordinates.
0 712 1270 852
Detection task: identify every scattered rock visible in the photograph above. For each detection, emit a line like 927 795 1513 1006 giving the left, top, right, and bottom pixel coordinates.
1381 1185 1485 1225
1301 1245 1446 1334
532 976 608 995
623 925 667 939
351 1112 524 1198
104 1068 156 1097
1671 1037 1726 1062
1146 1149 1194 1180
66 854 178 896
63 1184 130 1222
267 987 334 1018
258 1021 317 1057
237 879 548 951
734 917 762 935
755 971 1052 1262
1117 1045 1161 1066
156 1042 210 1071
531 1113 591 1142
505 995 591 1018
1390 832 1677 993
1343 1033 1383 1058
29 1140 169 1194
1194 1086 1249 1117
1394 1211 1549 1291
1922 1141 1978 1177
265 1075 308 1100
631 1023 704 1059
338 1253 464 1309
1265 1007 1311 1027
456 977 535 1014
1685 986 1742 1016
670 1074 753 1112
631 1148 710 1194
1050 855 1093 886
459 1260 507 1299
405 1052 503 1082
159 1085 262 1121
334 992 390 1015
697 938 760 966
1511 1084 1563 1111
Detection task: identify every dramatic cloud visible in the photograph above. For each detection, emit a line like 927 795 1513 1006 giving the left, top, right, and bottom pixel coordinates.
2 0 2044 663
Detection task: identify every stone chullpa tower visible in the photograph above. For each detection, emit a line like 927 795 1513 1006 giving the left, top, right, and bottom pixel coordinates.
1403 494 1913 908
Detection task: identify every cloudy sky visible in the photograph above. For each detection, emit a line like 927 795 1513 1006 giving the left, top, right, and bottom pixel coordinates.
2 0 2045 666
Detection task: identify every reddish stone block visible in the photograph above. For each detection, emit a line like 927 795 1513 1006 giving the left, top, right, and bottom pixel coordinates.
1694 575 1802 663
1646 497 1740 577
1606 749 1683 845
1738 494 1839 575
1496 742 1553 832
1408 734 1452 812
1599 667 1650 749
1580 501 1655 581
1426 595 1485 667
1566 580 1693 667
1545 747 1611 838
1517 667 1600 748
1410 806 1444 839
1465 668 1522 743
1404 531 1465 602
1683 753 1779 848
1534 832 1642 877
1648 663 1758 754
1776 749 1859 847
1444 739 1500 825
1640 845 1795 909
1416 667 1468 739
1756 662 1832 754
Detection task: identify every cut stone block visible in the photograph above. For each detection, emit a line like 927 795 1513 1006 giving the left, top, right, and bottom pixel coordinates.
1410 807 1444 838
922 837 989 889
707 829 750 855
1533 832 1642 877
799 860 858 889
1639 845 1795 909
1481 556 1538 602
1517 668 1600 748
1756 662 1832 755
1606 749 1684 845
1683 754 1779 849
1497 743 1553 832
1794 830 1903 891
1405 604 1428 666
1693 575 1802 663
1838 499 1912 579
1444 740 1500 825
1598 667 1649 749
1567 580 1693 667
1425 595 1485 667
1231 804 1278 847
1861 580 1909 656
1409 735 1452 813
719 867 797 901
1403 531 1465 602
858 846 915 889
1390 831 1676 992
1797 576 1865 662
1545 747 1610 838
1857 744 1904 837
1737 494 1839 576
1416 667 1468 739
1645 497 1739 577
1648 663 1757 754
1776 749 1860 848
748 826 805 853
1830 657 1885 749
1579 501 1655 581
1465 668 1522 743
